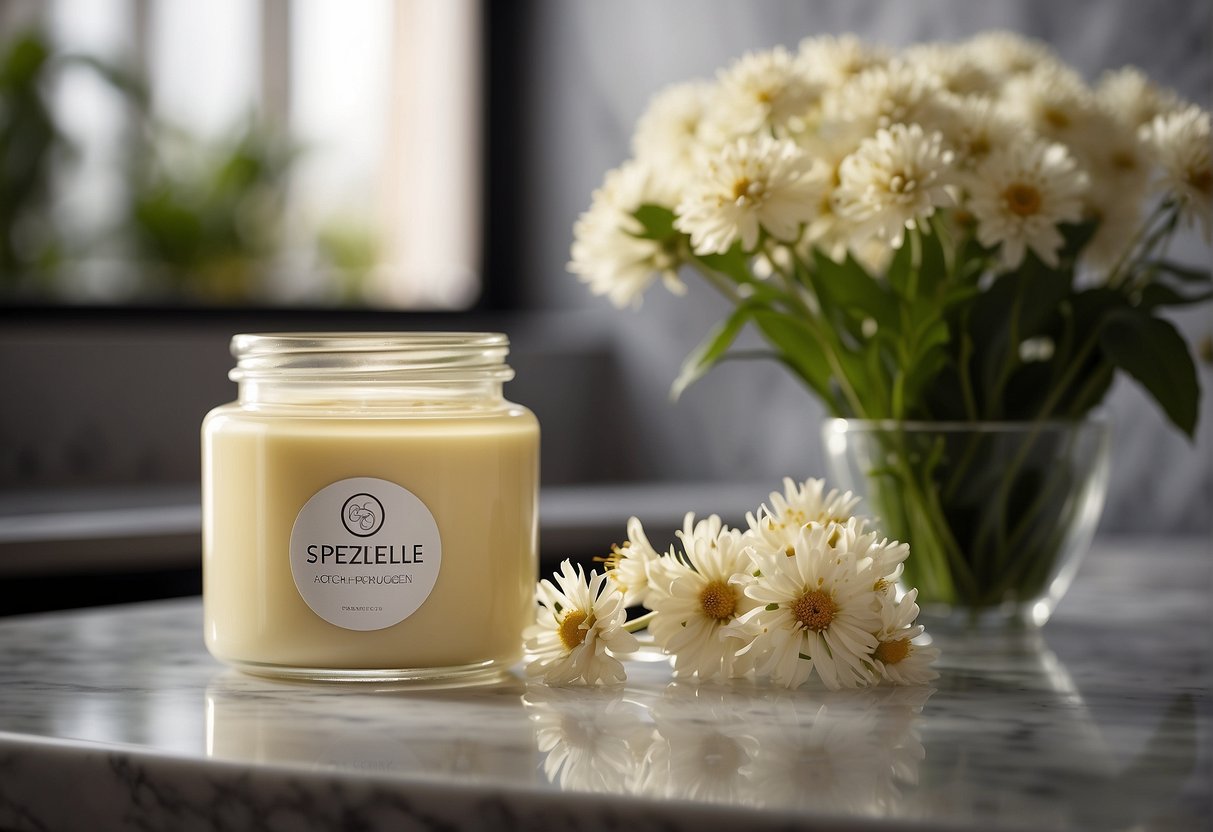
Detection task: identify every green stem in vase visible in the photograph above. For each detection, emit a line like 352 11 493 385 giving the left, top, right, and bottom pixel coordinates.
775 262 869 419
879 427 976 604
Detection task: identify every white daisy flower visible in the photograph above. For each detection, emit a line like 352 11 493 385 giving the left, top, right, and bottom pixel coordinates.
797 34 889 87
1077 111 1151 268
942 95 1027 171
823 62 951 137
1083 199 1144 272
648 522 758 680
871 589 940 686
743 476 861 558
596 515 664 609
835 519 911 587
1082 110 1152 197
525 560 640 686
675 134 827 255
709 46 824 140
632 81 718 195
834 123 956 249
902 42 999 97
961 31 1056 79
1096 66 1185 130
677 511 726 547
966 138 1088 270
1000 62 1096 148
568 160 684 309
1143 105 1212 239
731 523 881 690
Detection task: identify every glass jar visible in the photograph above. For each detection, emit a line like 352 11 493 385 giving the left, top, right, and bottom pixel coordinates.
202 333 539 682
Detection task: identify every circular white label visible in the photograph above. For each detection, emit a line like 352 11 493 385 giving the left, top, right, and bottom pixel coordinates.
289 477 442 631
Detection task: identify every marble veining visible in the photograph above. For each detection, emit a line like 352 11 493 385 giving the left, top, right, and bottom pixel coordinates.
0 538 1209 831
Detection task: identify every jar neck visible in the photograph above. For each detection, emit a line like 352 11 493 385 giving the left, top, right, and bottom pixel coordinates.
229 333 514 412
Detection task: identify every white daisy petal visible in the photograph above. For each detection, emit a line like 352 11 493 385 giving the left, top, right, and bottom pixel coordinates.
649 524 759 680
1144 105 1212 240
966 138 1088 270
834 123 956 249
675 135 827 255
525 560 638 686
568 160 683 309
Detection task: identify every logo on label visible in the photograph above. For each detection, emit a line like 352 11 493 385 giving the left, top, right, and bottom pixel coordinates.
342 493 385 537
290 476 442 631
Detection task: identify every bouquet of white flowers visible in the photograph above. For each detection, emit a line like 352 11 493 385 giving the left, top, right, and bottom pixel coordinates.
567 31 1212 621
570 31 1210 430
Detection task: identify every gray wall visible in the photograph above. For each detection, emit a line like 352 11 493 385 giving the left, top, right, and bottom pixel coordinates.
518 0 1213 533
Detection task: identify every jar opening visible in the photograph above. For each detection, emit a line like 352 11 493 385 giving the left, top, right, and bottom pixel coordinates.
230 332 514 384
228 332 516 409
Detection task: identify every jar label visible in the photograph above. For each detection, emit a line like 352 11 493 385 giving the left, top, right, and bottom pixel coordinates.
289 477 442 631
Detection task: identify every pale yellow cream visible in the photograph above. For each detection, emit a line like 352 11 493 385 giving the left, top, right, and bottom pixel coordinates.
202 406 539 677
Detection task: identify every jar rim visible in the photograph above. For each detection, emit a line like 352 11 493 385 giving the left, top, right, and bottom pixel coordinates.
229 332 514 384
232 332 508 356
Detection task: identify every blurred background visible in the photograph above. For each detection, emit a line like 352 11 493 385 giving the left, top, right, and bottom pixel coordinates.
1 0 1210 613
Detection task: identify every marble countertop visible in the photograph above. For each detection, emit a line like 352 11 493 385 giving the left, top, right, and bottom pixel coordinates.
0 537 1209 831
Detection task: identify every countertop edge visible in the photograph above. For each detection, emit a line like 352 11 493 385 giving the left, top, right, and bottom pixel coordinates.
0 731 1022 832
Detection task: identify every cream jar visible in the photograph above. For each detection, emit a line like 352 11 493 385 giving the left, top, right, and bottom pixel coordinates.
201 333 539 682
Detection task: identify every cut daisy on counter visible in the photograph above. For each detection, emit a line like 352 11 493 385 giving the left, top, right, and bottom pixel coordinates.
524 477 938 690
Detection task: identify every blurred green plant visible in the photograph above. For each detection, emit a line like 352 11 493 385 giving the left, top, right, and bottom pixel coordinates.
127 120 296 300
0 31 64 289
316 220 379 302
0 27 382 305
0 29 148 292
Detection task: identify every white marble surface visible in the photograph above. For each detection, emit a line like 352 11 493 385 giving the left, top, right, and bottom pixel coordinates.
0 537 1210 831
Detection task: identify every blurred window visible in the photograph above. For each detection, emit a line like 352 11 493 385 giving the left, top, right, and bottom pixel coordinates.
0 0 481 309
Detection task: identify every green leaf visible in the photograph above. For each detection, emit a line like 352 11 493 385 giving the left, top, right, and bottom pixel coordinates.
1099 309 1200 438
811 249 899 332
916 222 949 296
1144 259 1212 284
751 309 836 405
630 203 677 240
696 243 751 284
1058 220 1099 264
885 236 913 297
969 257 1073 407
671 303 756 400
1139 283 1213 310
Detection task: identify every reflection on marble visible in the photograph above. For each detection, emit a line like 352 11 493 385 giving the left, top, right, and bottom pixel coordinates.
0 538 1209 831
524 681 932 816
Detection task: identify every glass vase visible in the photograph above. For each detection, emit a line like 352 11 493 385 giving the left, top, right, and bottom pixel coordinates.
822 419 1110 628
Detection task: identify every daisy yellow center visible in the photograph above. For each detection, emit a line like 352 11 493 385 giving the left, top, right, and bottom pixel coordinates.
1110 149 1138 171
593 542 627 571
969 136 991 158
888 172 917 195
874 638 912 665
792 589 837 632
559 610 589 650
731 176 764 205
698 580 736 620
1043 107 1070 129
1002 183 1043 217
